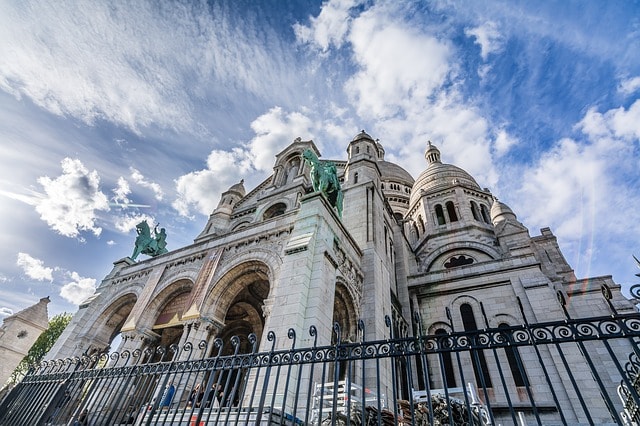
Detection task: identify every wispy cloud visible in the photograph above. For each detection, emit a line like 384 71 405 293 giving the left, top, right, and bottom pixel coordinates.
293 0 362 52
0 1 303 137
510 100 640 278
0 307 13 317
465 21 505 61
131 168 164 201
619 77 640 97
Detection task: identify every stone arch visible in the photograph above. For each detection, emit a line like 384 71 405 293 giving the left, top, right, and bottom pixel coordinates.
84 292 138 354
232 221 251 231
420 242 500 272
333 280 358 343
255 199 292 221
262 202 287 220
134 279 194 354
426 321 453 336
203 260 272 349
491 313 521 329
136 279 194 330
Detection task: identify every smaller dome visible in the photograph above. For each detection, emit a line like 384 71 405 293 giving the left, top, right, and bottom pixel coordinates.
490 197 517 225
351 130 375 143
228 179 246 197
379 161 415 186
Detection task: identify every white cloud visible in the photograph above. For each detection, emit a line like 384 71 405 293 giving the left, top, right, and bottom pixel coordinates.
511 101 640 277
59 272 96 305
16 252 53 282
131 168 164 201
294 2 502 188
465 21 504 61
173 149 254 217
35 158 109 238
294 0 362 52
248 107 317 170
493 128 518 156
0 1 301 136
619 77 640 96
112 177 131 205
0 307 13 317
106 240 116 246
579 100 640 142
114 213 156 234
345 9 452 120
173 107 319 217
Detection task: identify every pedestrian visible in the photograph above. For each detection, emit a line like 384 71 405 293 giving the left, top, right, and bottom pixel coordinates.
73 408 89 426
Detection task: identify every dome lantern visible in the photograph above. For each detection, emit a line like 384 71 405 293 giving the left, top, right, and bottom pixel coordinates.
425 141 441 165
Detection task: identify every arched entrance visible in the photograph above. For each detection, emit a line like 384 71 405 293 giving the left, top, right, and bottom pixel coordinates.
146 280 193 362
205 262 271 406
86 293 137 356
333 282 358 380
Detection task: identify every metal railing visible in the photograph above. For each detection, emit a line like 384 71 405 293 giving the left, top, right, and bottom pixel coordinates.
2 291 640 425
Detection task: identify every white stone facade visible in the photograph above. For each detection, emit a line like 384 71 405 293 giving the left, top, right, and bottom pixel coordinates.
46 132 637 424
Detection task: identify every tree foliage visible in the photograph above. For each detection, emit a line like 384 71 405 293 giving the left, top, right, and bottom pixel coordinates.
9 313 72 384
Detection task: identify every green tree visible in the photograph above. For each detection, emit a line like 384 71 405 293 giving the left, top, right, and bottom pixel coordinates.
8 312 72 384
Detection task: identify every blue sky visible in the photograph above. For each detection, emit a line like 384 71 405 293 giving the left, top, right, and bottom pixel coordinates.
1 0 639 318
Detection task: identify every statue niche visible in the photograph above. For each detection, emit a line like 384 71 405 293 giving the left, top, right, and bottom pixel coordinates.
131 220 168 260
302 149 344 217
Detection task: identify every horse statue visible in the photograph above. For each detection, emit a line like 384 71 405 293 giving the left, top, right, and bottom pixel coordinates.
131 220 168 260
302 149 344 217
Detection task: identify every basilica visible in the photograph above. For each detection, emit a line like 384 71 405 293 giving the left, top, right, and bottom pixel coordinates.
45 131 637 424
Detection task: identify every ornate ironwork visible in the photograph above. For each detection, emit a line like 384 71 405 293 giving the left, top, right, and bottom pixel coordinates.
1 313 640 425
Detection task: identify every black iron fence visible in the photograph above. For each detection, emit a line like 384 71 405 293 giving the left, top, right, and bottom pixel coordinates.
2 291 640 425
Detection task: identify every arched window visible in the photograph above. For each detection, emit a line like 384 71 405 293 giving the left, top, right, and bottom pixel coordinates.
435 329 456 387
435 204 446 225
499 323 527 387
460 304 492 387
355 146 360 154
354 172 359 184
480 204 491 224
263 203 286 220
470 201 480 221
446 201 458 222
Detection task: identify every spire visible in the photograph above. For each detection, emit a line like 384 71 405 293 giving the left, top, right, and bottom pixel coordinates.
424 141 441 165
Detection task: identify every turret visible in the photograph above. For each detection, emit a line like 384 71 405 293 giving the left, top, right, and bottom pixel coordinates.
197 180 246 239
345 130 381 187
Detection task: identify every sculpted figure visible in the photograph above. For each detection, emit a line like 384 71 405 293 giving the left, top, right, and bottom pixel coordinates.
303 149 344 217
131 220 169 260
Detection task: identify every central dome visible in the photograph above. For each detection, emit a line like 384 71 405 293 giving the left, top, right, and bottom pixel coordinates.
409 142 481 206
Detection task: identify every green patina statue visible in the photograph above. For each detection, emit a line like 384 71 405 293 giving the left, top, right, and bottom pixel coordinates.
131 220 168 260
303 149 344 217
